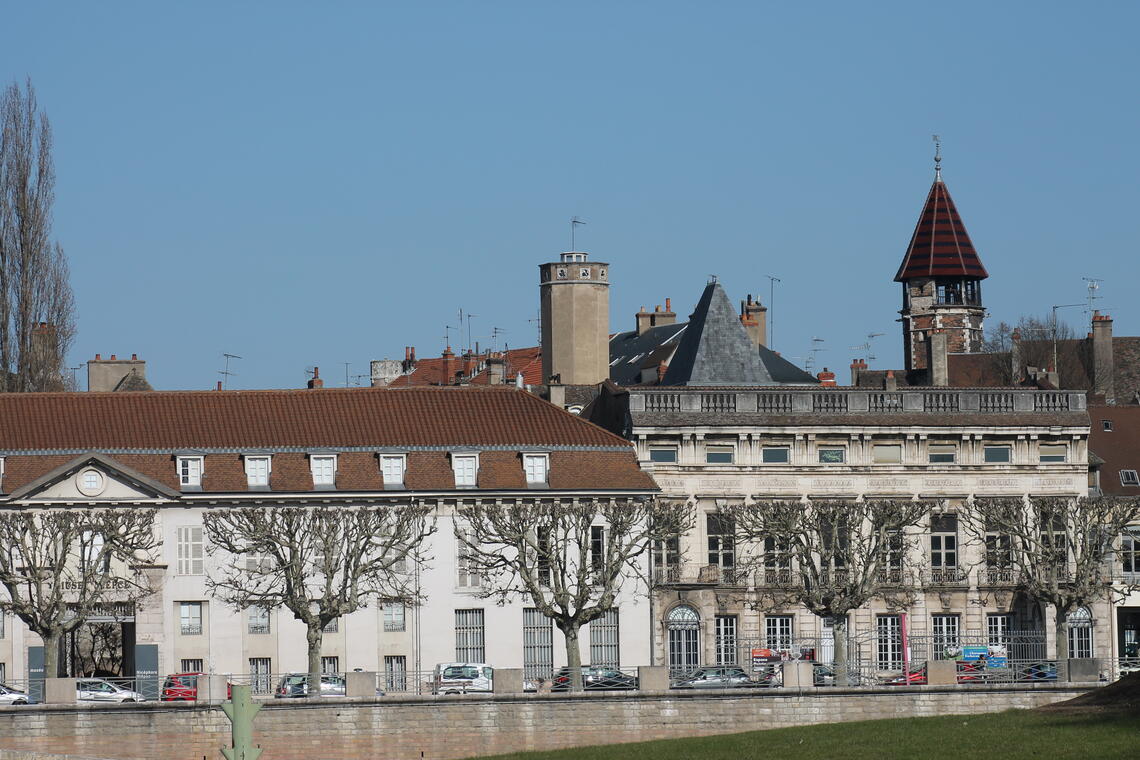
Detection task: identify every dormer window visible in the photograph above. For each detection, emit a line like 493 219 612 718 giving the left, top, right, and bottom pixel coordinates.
310 455 337 487
244 455 271 487
523 454 549 485
178 456 203 488
381 455 406 487
452 454 478 488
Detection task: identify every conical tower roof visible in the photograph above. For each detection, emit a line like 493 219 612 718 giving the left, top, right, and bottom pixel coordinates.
894 178 988 282
661 280 774 386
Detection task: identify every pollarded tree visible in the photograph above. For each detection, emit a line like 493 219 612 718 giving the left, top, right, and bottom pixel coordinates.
0 508 160 679
964 495 1140 661
455 496 692 692
724 498 930 685
203 504 435 697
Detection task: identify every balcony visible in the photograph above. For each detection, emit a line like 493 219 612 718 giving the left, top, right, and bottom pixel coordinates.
922 568 969 587
654 563 746 588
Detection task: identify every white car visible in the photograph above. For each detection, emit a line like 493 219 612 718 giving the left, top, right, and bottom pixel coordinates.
433 663 493 695
0 683 30 706
76 678 145 703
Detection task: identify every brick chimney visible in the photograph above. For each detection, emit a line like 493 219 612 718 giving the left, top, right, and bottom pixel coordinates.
1092 311 1115 403
927 330 949 387
739 295 768 348
657 360 669 384
486 352 506 385
849 358 868 386
817 367 837 387
401 346 417 374
308 367 324 389
440 347 455 385
635 306 653 336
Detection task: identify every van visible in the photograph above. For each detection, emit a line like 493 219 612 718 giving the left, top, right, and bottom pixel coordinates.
433 663 493 694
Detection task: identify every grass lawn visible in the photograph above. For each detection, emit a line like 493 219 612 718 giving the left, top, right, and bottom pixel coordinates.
483 709 1140 760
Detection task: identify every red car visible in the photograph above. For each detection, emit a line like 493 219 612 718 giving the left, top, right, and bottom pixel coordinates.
160 672 206 701
881 661 989 685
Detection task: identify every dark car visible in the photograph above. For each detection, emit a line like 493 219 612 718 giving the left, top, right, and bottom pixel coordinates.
274 673 347 698
550 666 638 691
1018 661 1058 681
671 666 754 689
161 672 206 701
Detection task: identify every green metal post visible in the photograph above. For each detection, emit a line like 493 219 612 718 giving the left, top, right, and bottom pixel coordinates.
220 684 263 760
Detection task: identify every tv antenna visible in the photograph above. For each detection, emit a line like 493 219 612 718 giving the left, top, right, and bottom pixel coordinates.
766 275 781 348
1082 277 1103 316
490 326 506 352
528 311 541 344
219 352 242 390
849 332 885 362
69 365 84 390
805 337 826 370
343 362 351 387
444 325 458 350
570 216 586 250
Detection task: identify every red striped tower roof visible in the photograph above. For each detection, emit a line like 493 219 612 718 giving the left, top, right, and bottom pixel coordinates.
894 178 988 282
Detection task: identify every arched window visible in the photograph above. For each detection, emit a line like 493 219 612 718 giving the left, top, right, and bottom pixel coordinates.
667 605 701 672
1067 607 1093 659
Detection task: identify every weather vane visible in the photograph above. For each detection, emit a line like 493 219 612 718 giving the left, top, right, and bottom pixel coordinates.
570 216 586 251
933 134 942 181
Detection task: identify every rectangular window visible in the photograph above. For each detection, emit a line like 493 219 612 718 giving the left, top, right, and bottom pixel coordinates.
766 615 794 653
984 526 1013 583
248 607 271 635
523 608 553 682
876 615 903 670
452 455 478 487
0 612 5 639
523 454 549 484
80 531 109 573
987 614 1009 649
706 445 734 464
178 456 203 487
320 656 339 675
249 658 272 695
984 445 1011 463
653 537 680 581
176 525 204 575
384 655 407 691
381 455 406 486
1122 528 1140 578
244 455 271 486
322 618 339 634
872 444 902 464
180 658 203 674
931 614 960 660
762 447 790 464
1121 470 1139 487
762 536 792 585
930 514 959 577
881 530 904 582
590 609 620 668
649 447 678 463
536 526 551 586
715 615 738 665
818 447 845 464
1103 420 1113 432
590 525 606 572
457 530 481 589
179 602 202 635
1039 444 1067 463
245 551 271 574
383 603 406 632
707 514 735 580
310 455 336 486
928 445 956 464
455 609 485 662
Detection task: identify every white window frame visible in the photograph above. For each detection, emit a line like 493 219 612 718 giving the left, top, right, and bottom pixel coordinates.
928 444 957 464
1039 444 1067 463
180 658 204 674
705 445 735 464
177 456 203 488
932 614 960 660
1068 607 1093 659
876 614 903 670
247 607 271 635
310 454 337 486
0 456 6 490
648 447 678 463
179 602 203 635
321 656 340 675
457 529 482 589
1122 470 1140 486
523 453 549 485
176 525 204 575
451 453 479 488
383 602 406 632
714 615 738 665
872 444 903 464
455 608 486 662
381 454 407 486
244 455 271 487
765 615 794 653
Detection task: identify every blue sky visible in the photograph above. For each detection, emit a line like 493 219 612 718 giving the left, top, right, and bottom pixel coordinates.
3 2 1137 389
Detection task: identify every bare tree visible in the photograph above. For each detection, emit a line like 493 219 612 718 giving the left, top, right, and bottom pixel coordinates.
965 496 1140 661
455 496 691 691
724 498 930 685
203 504 435 697
0 508 159 679
0 79 76 392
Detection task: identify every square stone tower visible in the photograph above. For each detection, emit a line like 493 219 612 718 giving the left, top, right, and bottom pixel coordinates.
539 252 610 386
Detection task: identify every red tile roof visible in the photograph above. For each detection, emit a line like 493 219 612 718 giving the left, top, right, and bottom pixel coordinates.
895 179 988 282
387 347 544 387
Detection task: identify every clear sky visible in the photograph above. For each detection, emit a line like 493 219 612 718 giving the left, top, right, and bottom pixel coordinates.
3 2 1137 390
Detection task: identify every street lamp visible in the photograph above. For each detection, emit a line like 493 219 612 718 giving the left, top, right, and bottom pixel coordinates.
1051 303 1083 374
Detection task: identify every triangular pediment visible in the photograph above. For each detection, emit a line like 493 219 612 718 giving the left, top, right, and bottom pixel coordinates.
6 453 181 503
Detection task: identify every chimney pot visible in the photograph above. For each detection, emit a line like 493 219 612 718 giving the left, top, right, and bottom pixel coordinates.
131 353 137 361
216 380 223 391
95 353 101 361
665 298 671 311
110 354 117 361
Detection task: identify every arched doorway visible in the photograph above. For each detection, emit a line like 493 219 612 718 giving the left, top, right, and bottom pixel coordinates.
1068 606 1094 659
667 605 701 672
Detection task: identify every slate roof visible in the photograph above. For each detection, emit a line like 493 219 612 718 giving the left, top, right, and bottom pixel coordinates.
1088 405 1140 495
895 179 988 282
661 281 776 386
631 410 1090 429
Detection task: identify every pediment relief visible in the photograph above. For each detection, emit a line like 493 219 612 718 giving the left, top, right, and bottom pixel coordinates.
6 453 181 503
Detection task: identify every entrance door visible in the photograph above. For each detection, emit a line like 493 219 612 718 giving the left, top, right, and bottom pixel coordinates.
667 605 700 673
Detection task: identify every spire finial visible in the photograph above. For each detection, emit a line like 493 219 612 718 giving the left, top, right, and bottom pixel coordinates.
932 134 942 181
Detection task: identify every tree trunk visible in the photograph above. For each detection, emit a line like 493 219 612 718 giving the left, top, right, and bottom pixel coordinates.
306 622 323 699
1054 606 1069 667
41 630 62 679
564 624 584 692
832 617 850 686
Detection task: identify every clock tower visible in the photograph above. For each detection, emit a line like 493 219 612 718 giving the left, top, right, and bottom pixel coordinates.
539 251 611 386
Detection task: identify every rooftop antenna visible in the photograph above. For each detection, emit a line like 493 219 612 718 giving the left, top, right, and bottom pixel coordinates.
933 134 942 181
1082 277 1103 317
467 313 477 354
444 325 458 350
806 337 826 370
220 352 242 390
343 362 351 387
490 326 506 352
766 275 781 348
570 216 586 250
68 364 84 390
849 332 885 362
528 311 541 344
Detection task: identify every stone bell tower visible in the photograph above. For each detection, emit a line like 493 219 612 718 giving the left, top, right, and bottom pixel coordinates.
539 251 610 386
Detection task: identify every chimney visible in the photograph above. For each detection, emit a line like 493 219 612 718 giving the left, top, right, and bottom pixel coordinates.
636 306 653 336
308 367 324 389
849 358 868 386
216 380 223 391
817 367 837 387
440 347 455 385
1092 311 1115 403
486 353 506 385
87 352 149 392
654 298 677 328
884 369 897 391
928 330 949 386
739 295 768 348
548 383 566 408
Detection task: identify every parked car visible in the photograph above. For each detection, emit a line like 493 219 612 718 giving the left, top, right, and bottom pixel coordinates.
550 666 638 691
433 663 494 695
881 660 990 686
161 672 205 701
671 666 753 689
1018 661 1058 682
0 683 30 706
76 678 146 703
812 664 836 686
274 673 348 698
